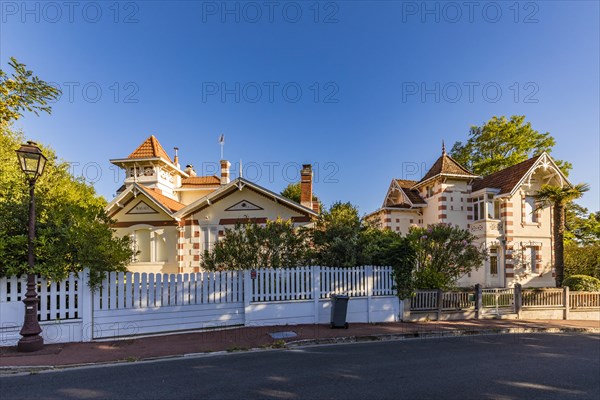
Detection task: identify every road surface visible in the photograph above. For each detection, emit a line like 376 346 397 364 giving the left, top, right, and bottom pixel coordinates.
1 333 598 399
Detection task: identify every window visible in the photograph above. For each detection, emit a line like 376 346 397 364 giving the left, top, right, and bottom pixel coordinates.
132 230 151 262
130 228 169 263
529 247 538 273
472 196 485 221
201 226 219 253
426 186 434 198
489 247 498 275
525 196 538 223
487 195 500 219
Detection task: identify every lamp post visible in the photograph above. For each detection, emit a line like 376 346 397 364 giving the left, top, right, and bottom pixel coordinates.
15 141 47 352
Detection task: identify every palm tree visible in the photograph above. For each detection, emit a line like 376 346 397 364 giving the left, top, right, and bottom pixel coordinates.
535 183 590 287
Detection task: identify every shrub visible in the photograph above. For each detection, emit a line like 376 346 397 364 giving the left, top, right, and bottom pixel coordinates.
562 275 600 291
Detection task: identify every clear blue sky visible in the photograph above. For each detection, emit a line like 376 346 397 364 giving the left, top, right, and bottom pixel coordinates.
2 1 599 214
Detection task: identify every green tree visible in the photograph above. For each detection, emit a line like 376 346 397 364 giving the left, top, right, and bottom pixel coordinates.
565 204 600 246
0 127 133 288
0 57 61 126
564 243 600 279
405 224 487 290
450 115 572 176
534 183 590 287
280 183 302 203
312 202 362 267
201 219 311 270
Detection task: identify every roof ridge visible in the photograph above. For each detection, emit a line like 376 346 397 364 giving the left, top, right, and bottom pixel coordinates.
481 153 543 178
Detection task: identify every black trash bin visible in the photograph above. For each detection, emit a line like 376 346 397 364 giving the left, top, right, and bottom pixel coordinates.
330 294 349 329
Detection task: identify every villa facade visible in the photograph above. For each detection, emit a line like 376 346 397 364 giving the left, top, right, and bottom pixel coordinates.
106 136 318 274
366 147 569 288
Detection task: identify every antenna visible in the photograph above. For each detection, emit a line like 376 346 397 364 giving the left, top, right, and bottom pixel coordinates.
219 134 225 160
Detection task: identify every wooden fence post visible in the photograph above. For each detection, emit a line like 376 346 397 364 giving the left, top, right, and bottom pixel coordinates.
243 269 252 326
475 284 482 319
514 283 522 319
563 286 570 320
80 268 93 342
366 266 373 323
313 266 321 324
436 289 443 321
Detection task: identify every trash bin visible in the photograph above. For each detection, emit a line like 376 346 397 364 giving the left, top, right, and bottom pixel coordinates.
330 294 349 329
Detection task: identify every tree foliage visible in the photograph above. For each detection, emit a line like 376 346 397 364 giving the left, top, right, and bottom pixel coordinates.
404 224 487 291
564 243 600 280
280 183 302 203
450 115 572 176
0 57 61 126
0 127 133 288
201 219 311 270
565 204 600 246
312 201 362 267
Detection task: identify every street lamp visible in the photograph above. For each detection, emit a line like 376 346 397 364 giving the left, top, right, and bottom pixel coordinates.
15 141 47 352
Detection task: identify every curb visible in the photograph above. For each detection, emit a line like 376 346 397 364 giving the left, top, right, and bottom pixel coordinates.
286 326 600 348
1 327 598 376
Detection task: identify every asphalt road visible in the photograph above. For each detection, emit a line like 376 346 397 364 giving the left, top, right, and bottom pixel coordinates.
1 333 599 400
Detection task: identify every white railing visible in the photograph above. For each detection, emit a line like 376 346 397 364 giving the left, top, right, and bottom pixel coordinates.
522 289 564 308
95 271 244 310
0 273 83 321
570 291 600 309
442 292 474 310
320 266 368 298
411 290 438 310
251 267 313 302
250 266 396 302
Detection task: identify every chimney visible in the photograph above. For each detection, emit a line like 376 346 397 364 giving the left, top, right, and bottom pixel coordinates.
173 147 180 168
220 160 231 185
300 164 313 209
185 164 197 177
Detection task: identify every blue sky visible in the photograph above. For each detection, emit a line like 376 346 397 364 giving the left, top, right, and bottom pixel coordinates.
2 1 599 214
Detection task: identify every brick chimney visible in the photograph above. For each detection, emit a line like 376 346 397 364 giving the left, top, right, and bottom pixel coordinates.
300 164 313 209
220 160 231 185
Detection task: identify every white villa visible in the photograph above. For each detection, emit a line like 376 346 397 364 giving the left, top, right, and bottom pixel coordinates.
366 146 570 288
106 136 319 274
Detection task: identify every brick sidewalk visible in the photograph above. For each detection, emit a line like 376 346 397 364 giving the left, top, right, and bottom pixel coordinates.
1 319 598 368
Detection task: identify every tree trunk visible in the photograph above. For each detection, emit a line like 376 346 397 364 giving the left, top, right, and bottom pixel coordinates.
554 202 565 287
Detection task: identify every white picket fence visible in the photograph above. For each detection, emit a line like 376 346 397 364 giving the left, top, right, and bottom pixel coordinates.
0 266 399 345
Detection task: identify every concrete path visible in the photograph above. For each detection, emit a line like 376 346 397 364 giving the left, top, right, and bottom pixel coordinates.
1 320 598 369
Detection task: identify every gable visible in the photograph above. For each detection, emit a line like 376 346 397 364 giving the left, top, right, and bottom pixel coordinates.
126 200 160 215
189 186 312 224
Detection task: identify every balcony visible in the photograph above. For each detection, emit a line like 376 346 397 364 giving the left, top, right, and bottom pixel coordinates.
470 220 502 236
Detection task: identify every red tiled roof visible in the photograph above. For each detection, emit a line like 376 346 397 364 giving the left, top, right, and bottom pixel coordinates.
472 155 542 194
181 176 221 187
418 152 477 184
128 136 172 163
138 185 185 213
